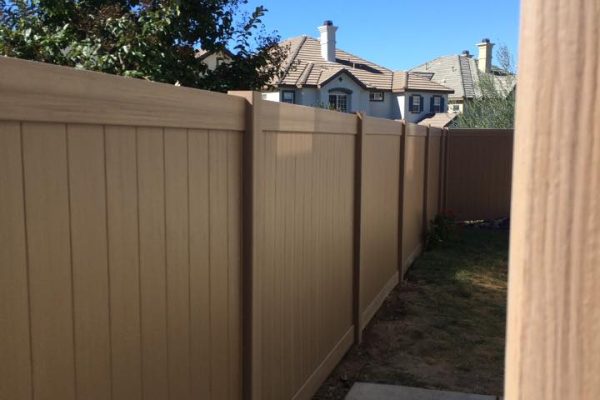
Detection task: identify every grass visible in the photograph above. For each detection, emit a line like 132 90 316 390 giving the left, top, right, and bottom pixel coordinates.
314 227 509 399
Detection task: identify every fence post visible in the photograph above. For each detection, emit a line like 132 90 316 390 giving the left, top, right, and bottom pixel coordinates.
422 125 431 237
397 121 407 277
505 0 600 398
228 91 263 400
437 128 448 214
353 113 366 344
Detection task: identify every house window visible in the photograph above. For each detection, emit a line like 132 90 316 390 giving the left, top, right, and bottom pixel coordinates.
281 90 295 104
431 96 443 112
410 95 422 113
216 57 225 67
329 93 349 112
369 91 384 102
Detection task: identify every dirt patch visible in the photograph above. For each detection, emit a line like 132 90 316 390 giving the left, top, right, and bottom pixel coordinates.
314 228 508 399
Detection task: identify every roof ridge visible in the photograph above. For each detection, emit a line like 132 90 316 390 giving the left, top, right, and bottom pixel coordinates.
458 55 469 99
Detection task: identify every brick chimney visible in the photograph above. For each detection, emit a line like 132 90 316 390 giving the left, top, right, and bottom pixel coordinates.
318 20 337 63
477 38 494 73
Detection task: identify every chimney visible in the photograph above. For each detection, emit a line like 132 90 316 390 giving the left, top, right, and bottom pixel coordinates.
318 20 337 62
461 50 471 58
477 38 494 73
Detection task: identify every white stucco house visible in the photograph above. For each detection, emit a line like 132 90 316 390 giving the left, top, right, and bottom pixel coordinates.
196 48 233 71
263 21 454 122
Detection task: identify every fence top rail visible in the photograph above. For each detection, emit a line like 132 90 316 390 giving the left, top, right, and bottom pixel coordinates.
448 128 514 136
260 99 358 135
0 56 246 131
362 115 404 136
405 123 428 137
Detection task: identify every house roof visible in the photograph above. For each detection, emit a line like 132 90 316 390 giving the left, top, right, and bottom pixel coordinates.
418 112 459 128
392 71 454 93
409 55 515 100
275 36 453 93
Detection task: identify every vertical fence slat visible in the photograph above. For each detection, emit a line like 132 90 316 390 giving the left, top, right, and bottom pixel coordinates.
164 128 191 400
188 129 211 399
67 124 112 400
105 126 143 400
227 132 243 400
22 122 77 400
137 127 168 400
0 121 32 400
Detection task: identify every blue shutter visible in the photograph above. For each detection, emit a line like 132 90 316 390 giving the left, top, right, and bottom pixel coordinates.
430 96 434 113
408 95 414 112
440 97 445 112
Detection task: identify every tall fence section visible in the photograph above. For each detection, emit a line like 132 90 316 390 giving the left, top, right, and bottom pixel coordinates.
0 57 512 400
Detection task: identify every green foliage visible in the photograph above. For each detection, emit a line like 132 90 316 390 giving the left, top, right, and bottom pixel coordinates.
452 45 516 129
0 0 289 91
426 209 457 250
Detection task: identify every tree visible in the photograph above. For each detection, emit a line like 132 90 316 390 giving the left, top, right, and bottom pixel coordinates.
452 45 516 128
0 0 289 92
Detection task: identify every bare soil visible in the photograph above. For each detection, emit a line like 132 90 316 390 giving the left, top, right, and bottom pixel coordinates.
314 228 509 399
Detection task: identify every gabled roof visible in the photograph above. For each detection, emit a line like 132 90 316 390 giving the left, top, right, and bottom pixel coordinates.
275 36 453 94
409 55 516 100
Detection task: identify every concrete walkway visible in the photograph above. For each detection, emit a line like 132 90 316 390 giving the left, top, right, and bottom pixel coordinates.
345 383 500 400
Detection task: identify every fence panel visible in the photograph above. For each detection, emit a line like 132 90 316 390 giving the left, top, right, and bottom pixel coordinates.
402 124 428 274
445 129 513 220
0 57 244 400
424 127 443 228
359 116 403 332
252 100 356 400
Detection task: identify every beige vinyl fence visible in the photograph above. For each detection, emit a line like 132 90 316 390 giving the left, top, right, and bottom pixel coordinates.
0 57 512 400
443 128 514 221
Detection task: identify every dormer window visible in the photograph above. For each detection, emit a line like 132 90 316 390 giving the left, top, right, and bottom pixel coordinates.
369 91 384 102
409 95 423 113
430 95 444 113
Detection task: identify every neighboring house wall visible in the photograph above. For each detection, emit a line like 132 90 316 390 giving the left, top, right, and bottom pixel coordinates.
368 91 399 119
262 88 445 122
319 73 366 113
401 92 450 124
199 52 231 71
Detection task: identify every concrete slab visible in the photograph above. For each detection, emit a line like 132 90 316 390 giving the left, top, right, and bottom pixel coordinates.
345 383 497 400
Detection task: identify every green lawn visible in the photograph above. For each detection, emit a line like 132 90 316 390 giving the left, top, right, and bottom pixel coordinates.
315 227 509 399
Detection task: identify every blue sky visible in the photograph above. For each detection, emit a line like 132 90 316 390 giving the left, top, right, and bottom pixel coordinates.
243 0 521 71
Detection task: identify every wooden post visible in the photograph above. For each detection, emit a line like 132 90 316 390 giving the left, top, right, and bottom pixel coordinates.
353 113 366 344
505 0 600 399
228 91 263 400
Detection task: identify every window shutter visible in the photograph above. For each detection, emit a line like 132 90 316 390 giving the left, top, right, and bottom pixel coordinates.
430 96 434 113
419 95 424 112
440 97 445 112
408 95 414 112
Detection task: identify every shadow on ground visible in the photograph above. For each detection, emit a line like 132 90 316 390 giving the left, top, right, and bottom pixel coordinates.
314 227 509 400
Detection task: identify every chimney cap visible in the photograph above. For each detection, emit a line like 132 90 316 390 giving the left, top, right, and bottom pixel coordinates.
323 20 334 26
481 38 491 44
462 50 470 56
